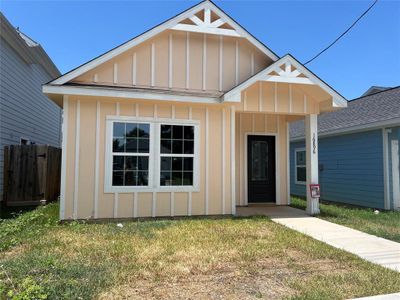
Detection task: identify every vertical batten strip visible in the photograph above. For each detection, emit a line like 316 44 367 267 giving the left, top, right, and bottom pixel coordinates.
304 94 308 114
205 107 209 215
170 192 175 217
289 84 292 113
251 53 255 75
221 109 225 214
243 91 247 111
252 114 255 133
60 96 69 220
202 33 207 91
151 42 155 87
219 36 223 92
154 104 158 119
171 105 176 119
188 107 192 120
113 63 118 84
93 74 98 83
239 113 243 205
116 102 120 116
152 192 156 217
186 32 190 89
114 193 118 218
73 100 81 219
133 192 138 218
264 115 268 132
286 121 291 205
235 40 239 85
93 101 100 219
132 53 137 85
188 192 192 216
258 81 262 112
168 34 173 89
135 103 139 117
274 82 278 112
230 106 236 215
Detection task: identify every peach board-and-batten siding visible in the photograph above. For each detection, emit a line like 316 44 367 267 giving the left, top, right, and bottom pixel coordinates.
62 96 234 220
72 30 272 93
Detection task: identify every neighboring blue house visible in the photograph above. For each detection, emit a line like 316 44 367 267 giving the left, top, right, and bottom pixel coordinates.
290 87 400 210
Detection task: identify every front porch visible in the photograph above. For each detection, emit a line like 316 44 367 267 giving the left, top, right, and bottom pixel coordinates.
230 55 347 215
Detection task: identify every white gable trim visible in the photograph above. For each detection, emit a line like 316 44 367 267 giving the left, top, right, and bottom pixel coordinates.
42 84 221 104
222 54 347 108
50 1 278 85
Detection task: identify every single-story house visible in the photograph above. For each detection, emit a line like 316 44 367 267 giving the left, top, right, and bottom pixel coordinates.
0 13 61 202
290 86 400 210
43 0 347 220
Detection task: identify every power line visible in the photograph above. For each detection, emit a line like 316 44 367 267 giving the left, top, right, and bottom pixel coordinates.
304 0 378 65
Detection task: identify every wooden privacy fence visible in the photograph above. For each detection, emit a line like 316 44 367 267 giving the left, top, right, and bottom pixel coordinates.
3 145 61 206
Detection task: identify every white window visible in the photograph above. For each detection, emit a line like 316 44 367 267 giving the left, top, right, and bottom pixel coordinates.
295 148 306 184
105 116 199 193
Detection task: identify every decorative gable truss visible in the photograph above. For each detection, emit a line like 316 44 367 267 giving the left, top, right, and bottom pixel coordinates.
171 8 240 37
223 54 347 108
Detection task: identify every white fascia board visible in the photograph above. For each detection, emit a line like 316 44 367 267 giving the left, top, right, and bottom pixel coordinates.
42 84 221 104
290 117 400 142
222 55 347 108
50 1 278 86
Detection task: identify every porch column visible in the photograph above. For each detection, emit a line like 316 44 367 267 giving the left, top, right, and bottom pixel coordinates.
305 114 320 215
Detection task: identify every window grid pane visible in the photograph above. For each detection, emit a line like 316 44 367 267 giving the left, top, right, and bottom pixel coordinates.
112 121 150 187
160 124 194 186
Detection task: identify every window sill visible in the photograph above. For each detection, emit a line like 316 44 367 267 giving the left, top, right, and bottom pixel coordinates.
104 186 200 193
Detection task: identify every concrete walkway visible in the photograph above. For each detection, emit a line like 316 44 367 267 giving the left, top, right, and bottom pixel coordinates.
350 293 400 300
237 206 400 272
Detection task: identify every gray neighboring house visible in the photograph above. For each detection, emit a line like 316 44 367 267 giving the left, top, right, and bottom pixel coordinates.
0 13 61 201
290 87 400 210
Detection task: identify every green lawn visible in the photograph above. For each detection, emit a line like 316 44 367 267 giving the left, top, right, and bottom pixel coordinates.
1 203 400 300
291 197 400 242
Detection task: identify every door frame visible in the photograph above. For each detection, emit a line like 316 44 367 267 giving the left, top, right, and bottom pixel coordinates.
244 132 279 205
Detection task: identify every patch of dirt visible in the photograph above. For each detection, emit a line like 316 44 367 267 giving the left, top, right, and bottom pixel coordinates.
99 262 297 300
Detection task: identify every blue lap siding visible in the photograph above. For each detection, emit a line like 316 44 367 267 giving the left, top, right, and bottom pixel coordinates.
290 129 386 209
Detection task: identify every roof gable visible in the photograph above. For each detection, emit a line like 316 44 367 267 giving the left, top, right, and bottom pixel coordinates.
50 0 278 86
223 54 347 108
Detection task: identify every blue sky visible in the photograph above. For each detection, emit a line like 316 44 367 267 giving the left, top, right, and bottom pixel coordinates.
1 0 399 99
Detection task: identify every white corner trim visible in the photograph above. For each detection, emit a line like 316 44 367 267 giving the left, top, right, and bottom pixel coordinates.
221 108 225 214
287 122 291 204
59 95 69 220
151 42 155 87
202 33 207 91
205 107 209 215
73 99 80 219
230 106 236 214
219 35 223 92
383 128 390 210
93 101 100 218
391 138 400 210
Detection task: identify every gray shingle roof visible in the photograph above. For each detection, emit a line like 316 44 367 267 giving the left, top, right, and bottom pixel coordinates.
290 86 400 139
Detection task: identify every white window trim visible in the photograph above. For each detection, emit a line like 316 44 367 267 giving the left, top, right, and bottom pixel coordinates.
105 115 200 193
295 147 306 185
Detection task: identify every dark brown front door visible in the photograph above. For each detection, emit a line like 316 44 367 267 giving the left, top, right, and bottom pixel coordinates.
247 135 276 203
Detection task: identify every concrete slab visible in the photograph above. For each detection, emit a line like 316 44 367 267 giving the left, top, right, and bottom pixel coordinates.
236 206 400 272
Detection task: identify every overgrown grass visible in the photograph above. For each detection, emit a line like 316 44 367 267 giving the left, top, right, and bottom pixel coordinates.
291 197 400 242
1 202 400 299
